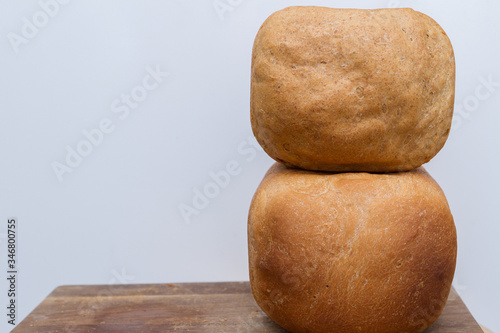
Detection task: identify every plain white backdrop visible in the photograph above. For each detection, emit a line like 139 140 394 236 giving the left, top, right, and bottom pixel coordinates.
0 0 499 332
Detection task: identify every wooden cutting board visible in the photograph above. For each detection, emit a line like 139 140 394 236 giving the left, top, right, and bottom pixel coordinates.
13 282 482 332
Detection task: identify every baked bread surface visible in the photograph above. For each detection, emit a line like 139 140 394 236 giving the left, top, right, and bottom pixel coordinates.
251 6 455 172
248 163 457 333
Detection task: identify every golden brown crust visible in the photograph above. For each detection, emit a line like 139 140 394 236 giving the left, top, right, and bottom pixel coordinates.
248 163 457 333
251 7 455 172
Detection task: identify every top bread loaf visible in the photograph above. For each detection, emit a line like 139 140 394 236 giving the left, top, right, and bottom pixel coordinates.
251 7 455 172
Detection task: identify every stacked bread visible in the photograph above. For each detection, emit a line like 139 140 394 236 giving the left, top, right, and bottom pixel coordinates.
248 7 457 333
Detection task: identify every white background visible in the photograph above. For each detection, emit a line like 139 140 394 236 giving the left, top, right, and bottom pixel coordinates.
0 0 499 332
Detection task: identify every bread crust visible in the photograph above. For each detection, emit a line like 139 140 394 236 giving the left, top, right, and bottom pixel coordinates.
248 163 457 333
251 7 455 172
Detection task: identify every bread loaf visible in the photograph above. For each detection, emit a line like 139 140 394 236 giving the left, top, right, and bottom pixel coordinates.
251 7 455 172
248 163 457 333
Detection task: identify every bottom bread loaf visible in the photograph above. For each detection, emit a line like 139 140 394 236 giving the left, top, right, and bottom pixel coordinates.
248 163 457 333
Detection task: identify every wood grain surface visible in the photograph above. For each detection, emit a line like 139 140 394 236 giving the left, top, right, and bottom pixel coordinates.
13 282 483 332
